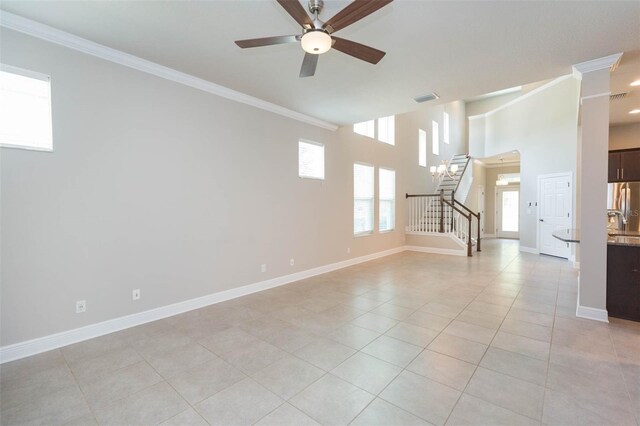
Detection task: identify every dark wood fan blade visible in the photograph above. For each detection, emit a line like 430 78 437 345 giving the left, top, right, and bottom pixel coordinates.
323 0 392 33
300 53 319 77
276 0 313 28
331 37 385 64
235 35 300 48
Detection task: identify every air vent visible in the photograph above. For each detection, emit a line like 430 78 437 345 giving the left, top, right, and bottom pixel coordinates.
413 92 440 103
610 92 629 101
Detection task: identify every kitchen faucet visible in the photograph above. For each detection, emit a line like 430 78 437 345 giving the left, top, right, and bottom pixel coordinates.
607 209 627 231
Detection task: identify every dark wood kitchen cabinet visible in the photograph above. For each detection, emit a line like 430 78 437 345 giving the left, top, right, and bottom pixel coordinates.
609 148 640 182
607 244 640 321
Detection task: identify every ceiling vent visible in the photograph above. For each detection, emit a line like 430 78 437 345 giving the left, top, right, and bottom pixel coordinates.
414 92 440 103
610 92 629 101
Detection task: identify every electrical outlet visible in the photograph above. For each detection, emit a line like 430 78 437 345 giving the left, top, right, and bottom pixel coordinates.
347 247 351 254
76 300 86 313
261 264 267 273
132 289 141 301
290 258 295 266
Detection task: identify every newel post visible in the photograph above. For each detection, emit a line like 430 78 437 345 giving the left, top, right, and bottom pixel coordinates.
439 190 445 233
477 212 482 252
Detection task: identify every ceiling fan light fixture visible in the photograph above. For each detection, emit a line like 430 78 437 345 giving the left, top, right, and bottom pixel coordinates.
301 30 332 54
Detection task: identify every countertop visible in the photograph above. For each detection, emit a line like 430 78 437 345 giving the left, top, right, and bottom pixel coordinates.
552 228 640 247
608 231 640 247
552 229 580 243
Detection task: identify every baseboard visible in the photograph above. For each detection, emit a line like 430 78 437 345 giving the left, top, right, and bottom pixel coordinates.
519 246 539 254
0 246 405 363
405 245 467 256
483 234 496 239
576 304 609 323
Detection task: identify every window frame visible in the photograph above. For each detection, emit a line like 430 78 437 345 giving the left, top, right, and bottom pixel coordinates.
353 120 375 139
0 64 53 152
418 129 427 167
443 112 450 145
378 167 396 233
298 139 325 180
353 162 375 236
377 115 395 146
432 120 439 156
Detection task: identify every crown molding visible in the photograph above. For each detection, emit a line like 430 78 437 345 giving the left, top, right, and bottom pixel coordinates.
484 161 520 169
0 11 339 132
572 53 623 78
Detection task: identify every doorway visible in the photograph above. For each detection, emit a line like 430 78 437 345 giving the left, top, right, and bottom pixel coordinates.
496 186 520 239
538 173 572 259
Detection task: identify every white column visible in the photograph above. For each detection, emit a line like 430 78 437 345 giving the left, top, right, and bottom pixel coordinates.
572 53 622 322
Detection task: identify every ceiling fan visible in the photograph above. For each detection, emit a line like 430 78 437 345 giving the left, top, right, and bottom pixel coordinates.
235 0 393 77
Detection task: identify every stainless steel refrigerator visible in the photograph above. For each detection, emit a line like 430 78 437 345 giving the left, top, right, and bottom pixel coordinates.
608 182 640 233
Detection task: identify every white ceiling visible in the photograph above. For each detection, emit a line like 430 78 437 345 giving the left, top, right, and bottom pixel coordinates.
1 1 639 125
610 50 640 126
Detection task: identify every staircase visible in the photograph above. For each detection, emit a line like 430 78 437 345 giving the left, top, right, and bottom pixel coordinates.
437 154 471 197
406 154 481 256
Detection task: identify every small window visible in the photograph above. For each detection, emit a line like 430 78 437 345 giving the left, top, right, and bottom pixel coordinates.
354 163 374 235
0 65 53 151
379 168 395 232
353 120 375 138
377 115 395 145
432 120 439 156
298 140 324 180
418 129 427 167
443 112 450 144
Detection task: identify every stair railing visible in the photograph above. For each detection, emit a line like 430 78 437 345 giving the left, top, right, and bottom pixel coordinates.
405 193 442 233
452 190 482 253
406 191 482 257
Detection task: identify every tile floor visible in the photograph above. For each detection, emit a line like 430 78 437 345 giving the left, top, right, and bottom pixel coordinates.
1 240 639 425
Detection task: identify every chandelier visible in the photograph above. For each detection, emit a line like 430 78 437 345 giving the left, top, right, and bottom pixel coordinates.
496 158 508 186
430 160 458 182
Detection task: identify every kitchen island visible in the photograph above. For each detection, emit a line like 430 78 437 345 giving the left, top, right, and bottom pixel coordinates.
553 229 640 322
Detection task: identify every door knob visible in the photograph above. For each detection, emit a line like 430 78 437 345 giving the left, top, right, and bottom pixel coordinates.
539 219 544 222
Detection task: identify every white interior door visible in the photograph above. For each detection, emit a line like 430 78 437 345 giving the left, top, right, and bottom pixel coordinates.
538 174 572 258
497 186 520 239
478 186 485 237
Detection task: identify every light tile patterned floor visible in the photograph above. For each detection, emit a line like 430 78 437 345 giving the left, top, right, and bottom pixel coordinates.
1 240 639 425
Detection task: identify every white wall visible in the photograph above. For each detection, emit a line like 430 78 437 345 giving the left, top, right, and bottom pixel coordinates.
609 123 640 150
465 92 521 151
0 28 467 347
468 76 580 250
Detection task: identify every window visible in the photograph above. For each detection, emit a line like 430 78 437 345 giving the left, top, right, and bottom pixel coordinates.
418 129 427 167
354 163 374 235
379 168 395 232
497 173 520 184
432 120 439 156
0 65 52 151
443 112 450 144
353 120 374 138
377 115 395 145
298 140 324 179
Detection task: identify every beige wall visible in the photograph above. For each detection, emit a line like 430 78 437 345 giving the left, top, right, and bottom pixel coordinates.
609 123 640 150
0 29 467 346
484 165 521 236
399 100 467 196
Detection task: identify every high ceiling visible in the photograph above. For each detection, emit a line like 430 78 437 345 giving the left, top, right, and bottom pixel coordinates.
1 1 639 125
610 50 640 126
